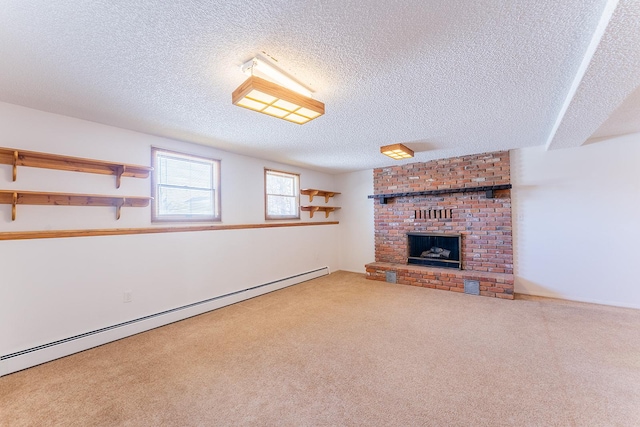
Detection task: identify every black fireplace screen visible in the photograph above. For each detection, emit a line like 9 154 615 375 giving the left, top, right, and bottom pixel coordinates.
407 233 461 269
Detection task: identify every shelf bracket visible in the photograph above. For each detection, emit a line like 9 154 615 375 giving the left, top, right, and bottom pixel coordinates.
485 190 494 199
307 190 319 202
324 208 335 218
116 197 126 220
115 165 126 189
12 151 18 181
308 206 320 218
324 192 334 203
12 192 17 221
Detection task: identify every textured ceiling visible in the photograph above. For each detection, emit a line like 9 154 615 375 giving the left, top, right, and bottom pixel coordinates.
546 0 640 150
0 0 637 173
591 84 640 140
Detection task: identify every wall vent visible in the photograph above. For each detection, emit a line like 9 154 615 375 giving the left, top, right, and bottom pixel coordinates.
464 279 480 295
385 271 397 283
414 208 453 220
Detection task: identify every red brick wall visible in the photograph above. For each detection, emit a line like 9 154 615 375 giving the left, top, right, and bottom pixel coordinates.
373 151 512 274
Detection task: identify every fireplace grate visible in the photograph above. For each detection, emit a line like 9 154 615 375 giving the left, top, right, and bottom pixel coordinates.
407 232 461 269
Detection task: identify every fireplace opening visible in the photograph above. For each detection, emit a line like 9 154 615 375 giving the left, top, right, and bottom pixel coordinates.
407 233 461 269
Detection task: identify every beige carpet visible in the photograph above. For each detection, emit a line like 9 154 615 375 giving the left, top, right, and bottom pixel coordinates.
2 271 640 426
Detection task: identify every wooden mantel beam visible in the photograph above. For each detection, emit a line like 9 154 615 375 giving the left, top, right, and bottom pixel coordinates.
368 184 512 204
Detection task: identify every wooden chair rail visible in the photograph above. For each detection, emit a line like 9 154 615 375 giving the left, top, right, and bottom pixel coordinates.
0 221 339 241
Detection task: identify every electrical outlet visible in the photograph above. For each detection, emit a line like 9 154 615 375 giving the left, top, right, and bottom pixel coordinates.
123 291 132 303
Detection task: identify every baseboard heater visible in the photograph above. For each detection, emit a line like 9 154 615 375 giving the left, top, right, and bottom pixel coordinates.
1 267 329 376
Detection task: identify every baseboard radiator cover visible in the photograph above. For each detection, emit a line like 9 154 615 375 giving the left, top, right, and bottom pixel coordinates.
1 267 329 376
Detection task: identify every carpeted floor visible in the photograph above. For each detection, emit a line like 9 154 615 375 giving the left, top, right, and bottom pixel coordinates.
2 271 640 426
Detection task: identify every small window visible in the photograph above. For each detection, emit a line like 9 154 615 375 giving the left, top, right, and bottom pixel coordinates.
265 169 300 220
151 147 221 222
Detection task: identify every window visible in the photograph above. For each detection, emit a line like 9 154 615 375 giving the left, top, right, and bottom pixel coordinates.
265 169 300 220
151 147 220 222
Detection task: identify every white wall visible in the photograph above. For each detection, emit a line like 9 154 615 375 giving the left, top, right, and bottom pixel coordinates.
335 169 375 272
0 102 340 374
511 133 640 308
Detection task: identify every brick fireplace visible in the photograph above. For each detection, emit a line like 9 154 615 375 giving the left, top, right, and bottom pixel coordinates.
365 151 514 299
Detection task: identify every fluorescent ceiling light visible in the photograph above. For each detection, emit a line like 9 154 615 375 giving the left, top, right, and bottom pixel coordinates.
241 57 312 98
380 143 414 160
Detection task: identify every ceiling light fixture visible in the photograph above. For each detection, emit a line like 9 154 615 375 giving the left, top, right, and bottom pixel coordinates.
232 57 324 125
380 143 414 160
241 57 312 97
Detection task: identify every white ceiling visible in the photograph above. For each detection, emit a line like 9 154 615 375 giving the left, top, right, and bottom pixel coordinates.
0 0 638 173
591 84 640 140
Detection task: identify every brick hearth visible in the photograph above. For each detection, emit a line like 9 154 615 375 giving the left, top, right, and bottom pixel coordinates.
365 262 514 299
366 151 514 299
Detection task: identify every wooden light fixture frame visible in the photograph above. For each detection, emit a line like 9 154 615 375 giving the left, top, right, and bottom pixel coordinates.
232 76 325 124
380 143 414 159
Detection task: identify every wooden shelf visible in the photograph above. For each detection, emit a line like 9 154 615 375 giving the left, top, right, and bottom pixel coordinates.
0 190 151 221
0 147 153 188
301 205 341 218
300 188 341 203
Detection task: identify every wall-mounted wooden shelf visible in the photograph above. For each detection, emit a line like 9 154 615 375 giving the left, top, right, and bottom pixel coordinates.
0 190 151 221
0 147 153 188
301 205 341 218
300 189 341 203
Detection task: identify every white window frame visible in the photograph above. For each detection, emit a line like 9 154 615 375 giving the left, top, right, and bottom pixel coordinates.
264 168 300 220
151 147 221 222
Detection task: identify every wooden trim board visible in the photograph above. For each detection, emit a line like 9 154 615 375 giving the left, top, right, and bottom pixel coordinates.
0 221 339 241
